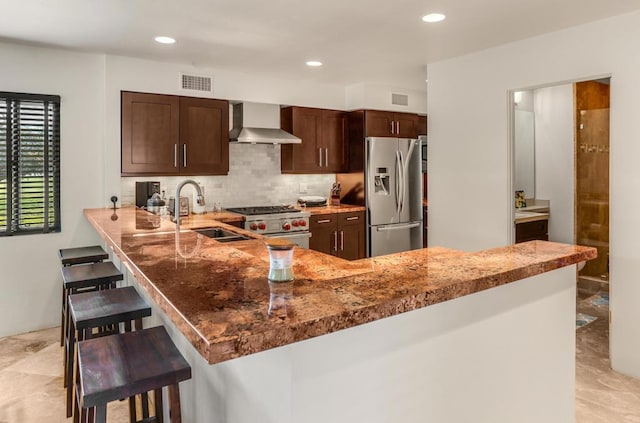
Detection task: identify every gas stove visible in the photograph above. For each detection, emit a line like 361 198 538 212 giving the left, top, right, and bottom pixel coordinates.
225 205 300 216
226 205 310 238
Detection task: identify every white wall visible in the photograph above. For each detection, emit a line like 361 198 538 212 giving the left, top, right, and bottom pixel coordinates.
0 42 105 337
533 85 574 244
345 82 427 114
427 10 640 377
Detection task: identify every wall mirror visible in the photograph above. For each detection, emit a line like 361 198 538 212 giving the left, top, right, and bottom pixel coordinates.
513 90 535 200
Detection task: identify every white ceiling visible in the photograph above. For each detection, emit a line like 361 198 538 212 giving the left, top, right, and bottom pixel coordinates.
1 0 639 91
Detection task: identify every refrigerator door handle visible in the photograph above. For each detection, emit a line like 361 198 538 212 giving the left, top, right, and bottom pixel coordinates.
398 150 405 213
395 150 402 215
400 139 417 214
376 222 421 231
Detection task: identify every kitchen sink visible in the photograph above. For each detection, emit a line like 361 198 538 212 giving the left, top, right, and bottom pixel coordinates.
193 227 250 243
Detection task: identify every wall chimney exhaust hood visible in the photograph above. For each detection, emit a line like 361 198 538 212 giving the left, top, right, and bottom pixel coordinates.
229 102 301 144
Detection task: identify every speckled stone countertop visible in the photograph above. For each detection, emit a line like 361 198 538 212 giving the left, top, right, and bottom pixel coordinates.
85 207 596 365
515 211 550 224
301 204 365 215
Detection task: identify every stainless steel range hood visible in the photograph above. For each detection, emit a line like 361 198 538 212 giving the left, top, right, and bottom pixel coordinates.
229 102 301 144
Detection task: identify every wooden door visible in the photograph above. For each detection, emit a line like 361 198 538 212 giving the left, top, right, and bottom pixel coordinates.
179 97 229 175
309 214 338 255
322 110 347 172
121 92 179 175
395 113 420 138
338 212 365 260
418 115 428 136
281 107 323 173
365 110 394 137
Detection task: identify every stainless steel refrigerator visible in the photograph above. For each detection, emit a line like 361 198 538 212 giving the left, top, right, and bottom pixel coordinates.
366 137 423 257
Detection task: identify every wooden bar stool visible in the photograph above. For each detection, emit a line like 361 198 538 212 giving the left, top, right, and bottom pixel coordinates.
66 286 152 419
61 262 123 392
59 246 109 267
59 245 109 347
76 326 192 423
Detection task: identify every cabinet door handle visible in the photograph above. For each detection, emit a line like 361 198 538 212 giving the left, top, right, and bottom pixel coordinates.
333 231 338 251
319 148 323 167
325 148 328 167
183 144 187 167
396 121 400 134
346 216 359 221
317 219 331 224
390 121 395 134
174 144 178 167
340 230 344 251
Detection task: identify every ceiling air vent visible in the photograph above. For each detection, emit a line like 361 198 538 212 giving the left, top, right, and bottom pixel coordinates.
179 73 213 93
391 93 409 106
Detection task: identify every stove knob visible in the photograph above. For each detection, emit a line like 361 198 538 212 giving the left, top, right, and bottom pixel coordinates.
250 223 258 230
292 220 299 227
258 223 266 231
283 223 291 231
299 220 307 227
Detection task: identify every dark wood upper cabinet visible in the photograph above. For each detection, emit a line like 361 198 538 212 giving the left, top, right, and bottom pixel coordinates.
121 91 229 176
121 92 180 175
364 110 420 138
179 97 229 175
281 106 347 174
418 115 428 136
346 110 424 172
322 110 348 172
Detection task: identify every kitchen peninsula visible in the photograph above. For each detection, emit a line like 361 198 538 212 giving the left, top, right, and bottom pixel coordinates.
85 207 595 423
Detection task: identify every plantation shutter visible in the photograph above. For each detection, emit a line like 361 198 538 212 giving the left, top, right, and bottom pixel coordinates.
0 92 61 236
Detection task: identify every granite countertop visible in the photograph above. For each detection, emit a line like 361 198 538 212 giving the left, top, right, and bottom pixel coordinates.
301 204 365 215
85 207 596 365
515 211 550 224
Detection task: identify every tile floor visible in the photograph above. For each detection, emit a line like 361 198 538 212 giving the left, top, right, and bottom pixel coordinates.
0 327 128 422
576 291 640 422
0 301 639 422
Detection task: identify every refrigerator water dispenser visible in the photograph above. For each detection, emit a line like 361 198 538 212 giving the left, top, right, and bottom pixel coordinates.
374 168 389 195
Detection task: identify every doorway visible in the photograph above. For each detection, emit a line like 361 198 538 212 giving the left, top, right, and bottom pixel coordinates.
511 77 614 419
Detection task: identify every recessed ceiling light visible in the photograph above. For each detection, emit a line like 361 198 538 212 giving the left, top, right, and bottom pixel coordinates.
154 36 176 44
422 13 446 23
306 61 323 67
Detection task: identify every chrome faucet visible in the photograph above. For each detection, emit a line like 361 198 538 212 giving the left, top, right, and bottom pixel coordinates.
174 179 205 230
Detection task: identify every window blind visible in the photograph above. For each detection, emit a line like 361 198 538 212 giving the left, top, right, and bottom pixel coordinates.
0 92 61 235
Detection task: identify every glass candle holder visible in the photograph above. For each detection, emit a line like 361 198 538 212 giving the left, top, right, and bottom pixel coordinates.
266 238 295 282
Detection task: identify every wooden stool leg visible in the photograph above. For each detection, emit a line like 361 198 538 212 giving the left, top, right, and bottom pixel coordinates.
94 404 107 423
60 287 66 346
66 317 76 417
73 381 81 423
128 395 137 423
141 392 150 420
87 406 94 423
168 384 182 423
135 318 143 331
154 388 164 423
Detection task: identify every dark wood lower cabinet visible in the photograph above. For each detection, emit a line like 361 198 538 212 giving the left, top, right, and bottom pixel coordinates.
309 212 365 260
309 214 338 255
338 213 365 260
515 220 549 243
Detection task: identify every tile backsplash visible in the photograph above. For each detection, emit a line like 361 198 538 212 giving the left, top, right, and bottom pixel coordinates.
121 143 336 209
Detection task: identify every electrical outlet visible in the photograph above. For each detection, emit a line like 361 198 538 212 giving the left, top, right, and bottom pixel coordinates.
299 183 308 194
